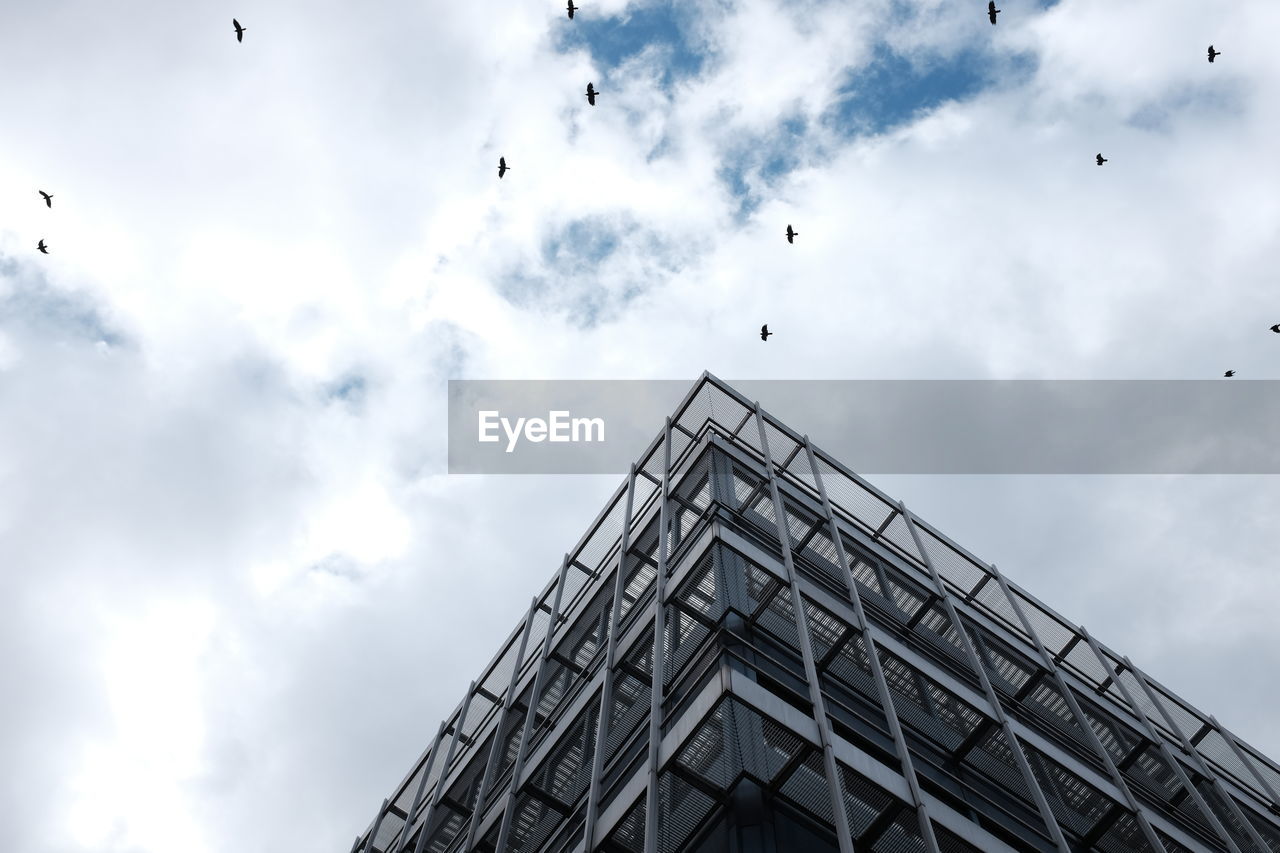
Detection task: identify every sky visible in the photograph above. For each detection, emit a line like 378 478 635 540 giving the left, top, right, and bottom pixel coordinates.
1 0 1279 850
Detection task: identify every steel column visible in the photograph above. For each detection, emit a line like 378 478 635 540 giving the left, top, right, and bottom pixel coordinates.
413 683 478 853
391 719 450 853
364 799 389 853
1210 714 1280 810
463 596 541 849
643 419 674 853
987 564 1167 852
494 555 574 853
754 407 856 853
1078 628 1244 853
804 438 941 853
583 463 639 851
897 501 1072 853
1124 656 1270 853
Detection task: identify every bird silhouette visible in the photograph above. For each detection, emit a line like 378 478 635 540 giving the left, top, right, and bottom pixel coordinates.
567 0 577 19
37 239 48 254
785 224 798 244
761 324 773 341
585 82 598 105
1224 370 1235 377
1270 324 1280 333
498 156 510 178
233 19 246 42
988 2 1000 25
39 190 53 208
1096 153 1108 166
1208 45 1221 63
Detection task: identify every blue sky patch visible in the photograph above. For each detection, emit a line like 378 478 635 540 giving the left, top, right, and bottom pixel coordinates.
542 218 623 270
825 44 991 138
555 1 706 88
717 114 809 221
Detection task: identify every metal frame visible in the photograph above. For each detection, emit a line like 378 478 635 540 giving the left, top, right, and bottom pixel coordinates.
987 563 1167 852
351 373 1280 853
582 463 639 850
493 555 573 853
898 500 1073 853
754 405 856 853
804 436 942 852
642 419 673 853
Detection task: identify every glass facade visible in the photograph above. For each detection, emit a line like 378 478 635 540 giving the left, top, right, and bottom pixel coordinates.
352 374 1280 853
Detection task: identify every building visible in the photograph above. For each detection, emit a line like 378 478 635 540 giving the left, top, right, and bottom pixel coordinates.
351 374 1280 853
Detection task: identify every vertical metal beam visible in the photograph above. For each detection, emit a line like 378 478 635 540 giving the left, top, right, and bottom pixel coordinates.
755 407 857 853
494 555 574 853
896 501 1072 853
365 799 390 853
986 564 1167 852
643 419 674 853
583 464 639 851
1210 714 1280 809
413 684 478 853
1078 629 1244 853
1124 657 1270 853
392 719 450 853
804 438 941 853
464 596 541 849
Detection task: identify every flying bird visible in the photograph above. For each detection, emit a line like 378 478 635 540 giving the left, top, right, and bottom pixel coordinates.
1208 45 1221 63
1269 324 1280 333
761 324 773 341
988 2 1000 25
1096 153 1108 166
498 156 510 178
567 0 577 19
39 190 53 208
585 82 598 105
233 19 246 42
1224 370 1235 377
37 239 48 254
785 224 798 244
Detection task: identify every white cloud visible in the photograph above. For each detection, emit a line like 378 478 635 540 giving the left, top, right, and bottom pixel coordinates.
3 0 1280 849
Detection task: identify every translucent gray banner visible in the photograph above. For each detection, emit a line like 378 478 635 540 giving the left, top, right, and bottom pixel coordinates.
447 379 1280 474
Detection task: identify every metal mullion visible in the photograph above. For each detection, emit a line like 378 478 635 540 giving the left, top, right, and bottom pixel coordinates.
1124 656 1271 853
464 596 542 850
804 438 941 852
642 419 673 853
494 555 574 853
1209 714 1280 811
583 464 639 851
363 799 389 853
1078 628 1244 853
413 683 478 853
986 564 1167 852
897 501 1072 853
391 719 450 853
754 408 856 853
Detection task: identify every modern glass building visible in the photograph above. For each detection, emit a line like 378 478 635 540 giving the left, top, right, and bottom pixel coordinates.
351 374 1280 853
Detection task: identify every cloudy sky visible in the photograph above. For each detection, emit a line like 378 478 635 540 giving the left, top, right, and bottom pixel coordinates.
2 0 1279 849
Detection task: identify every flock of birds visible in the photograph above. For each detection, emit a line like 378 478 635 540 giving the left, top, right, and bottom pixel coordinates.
20 13 1276 373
